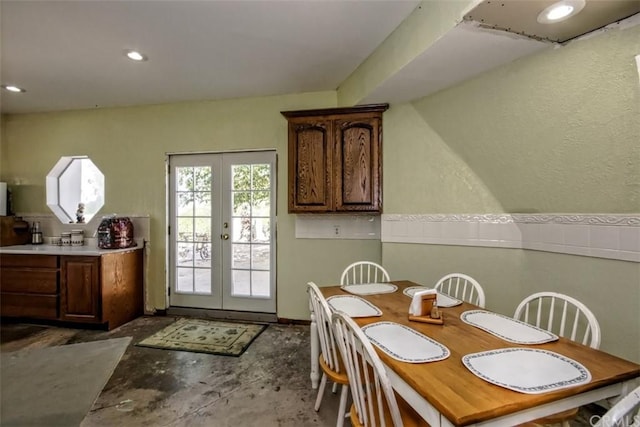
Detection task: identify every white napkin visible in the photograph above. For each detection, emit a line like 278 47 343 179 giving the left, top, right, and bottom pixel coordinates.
409 288 437 316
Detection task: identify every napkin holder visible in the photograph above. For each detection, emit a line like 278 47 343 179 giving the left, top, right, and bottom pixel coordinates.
408 292 444 325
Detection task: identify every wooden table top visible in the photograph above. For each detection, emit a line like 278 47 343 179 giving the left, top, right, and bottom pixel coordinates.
321 280 640 426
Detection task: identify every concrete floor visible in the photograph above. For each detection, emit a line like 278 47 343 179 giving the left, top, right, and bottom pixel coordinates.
0 316 605 427
1 316 341 427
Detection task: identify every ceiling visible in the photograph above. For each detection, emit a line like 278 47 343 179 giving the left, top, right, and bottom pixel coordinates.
0 0 419 114
1 0 639 115
464 0 640 43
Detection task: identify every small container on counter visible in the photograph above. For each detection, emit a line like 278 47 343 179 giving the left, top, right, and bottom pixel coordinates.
30 221 43 245
61 232 72 246
71 230 84 246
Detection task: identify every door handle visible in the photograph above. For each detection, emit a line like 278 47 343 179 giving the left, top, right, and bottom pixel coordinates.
221 234 229 240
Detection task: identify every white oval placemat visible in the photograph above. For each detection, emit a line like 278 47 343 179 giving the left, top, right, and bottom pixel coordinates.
461 310 558 344
362 321 450 363
327 295 382 318
462 348 591 394
341 283 398 296
403 286 462 307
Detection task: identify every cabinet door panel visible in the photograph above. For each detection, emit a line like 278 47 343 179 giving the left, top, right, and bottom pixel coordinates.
60 256 101 322
335 116 381 212
288 121 333 212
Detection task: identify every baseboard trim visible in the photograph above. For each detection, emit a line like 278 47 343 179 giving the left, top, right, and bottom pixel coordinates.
277 318 311 325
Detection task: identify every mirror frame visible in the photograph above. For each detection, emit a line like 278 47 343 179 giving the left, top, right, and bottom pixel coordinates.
46 156 105 224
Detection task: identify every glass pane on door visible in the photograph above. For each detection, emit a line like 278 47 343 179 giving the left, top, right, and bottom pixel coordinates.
175 166 213 294
230 163 271 298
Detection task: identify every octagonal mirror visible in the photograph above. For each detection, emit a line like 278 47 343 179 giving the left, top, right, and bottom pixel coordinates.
46 156 105 223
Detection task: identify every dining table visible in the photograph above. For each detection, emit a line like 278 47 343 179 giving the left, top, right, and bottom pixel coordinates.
309 280 640 426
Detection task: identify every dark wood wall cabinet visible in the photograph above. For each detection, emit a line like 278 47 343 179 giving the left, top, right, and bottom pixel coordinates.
281 103 389 213
0 249 143 330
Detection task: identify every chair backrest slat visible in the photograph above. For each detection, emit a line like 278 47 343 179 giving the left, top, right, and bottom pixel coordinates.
547 296 556 332
559 299 568 337
570 306 580 342
535 298 543 328
514 291 601 349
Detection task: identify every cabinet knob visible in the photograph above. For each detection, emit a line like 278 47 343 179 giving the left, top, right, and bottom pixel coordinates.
221 234 229 240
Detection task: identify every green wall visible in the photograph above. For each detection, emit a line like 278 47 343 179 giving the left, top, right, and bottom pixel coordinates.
411 24 640 213
380 23 640 361
383 103 503 213
0 91 380 320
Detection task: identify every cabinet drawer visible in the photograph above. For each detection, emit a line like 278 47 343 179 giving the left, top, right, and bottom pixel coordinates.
0 254 59 268
0 269 59 294
1 293 58 319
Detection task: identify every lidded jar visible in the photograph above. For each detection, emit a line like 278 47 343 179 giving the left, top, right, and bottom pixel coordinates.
71 229 84 246
61 232 72 246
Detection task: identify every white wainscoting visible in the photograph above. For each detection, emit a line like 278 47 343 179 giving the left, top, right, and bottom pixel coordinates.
382 214 640 263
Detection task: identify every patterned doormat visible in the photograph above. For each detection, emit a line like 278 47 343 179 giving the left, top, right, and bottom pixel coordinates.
136 318 267 357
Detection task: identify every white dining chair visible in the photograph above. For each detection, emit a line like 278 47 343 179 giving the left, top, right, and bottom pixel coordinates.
514 291 601 349
307 282 350 427
340 261 390 286
434 273 486 308
331 310 428 427
593 385 640 427
514 291 602 427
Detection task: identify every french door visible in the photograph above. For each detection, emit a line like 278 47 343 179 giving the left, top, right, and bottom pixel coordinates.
168 151 276 313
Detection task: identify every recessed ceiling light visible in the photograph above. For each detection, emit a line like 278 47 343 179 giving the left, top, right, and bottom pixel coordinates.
1 84 26 93
537 0 586 24
125 50 148 62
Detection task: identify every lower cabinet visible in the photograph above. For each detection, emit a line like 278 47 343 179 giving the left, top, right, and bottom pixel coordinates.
0 250 143 330
0 254 59 319
60 256 101 323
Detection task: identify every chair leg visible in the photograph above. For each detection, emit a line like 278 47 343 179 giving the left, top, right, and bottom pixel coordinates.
314 373 327 411
332 382 338 393
336 384 349 427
